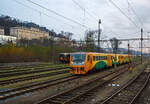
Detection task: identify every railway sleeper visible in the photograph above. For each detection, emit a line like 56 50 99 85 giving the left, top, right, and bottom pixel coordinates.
110 97 132 103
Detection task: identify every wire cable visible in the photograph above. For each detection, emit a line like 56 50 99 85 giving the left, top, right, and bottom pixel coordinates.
72 0 98 21
12 0 81 30
126 0 143 26
26 0 90 29
108 0 140 29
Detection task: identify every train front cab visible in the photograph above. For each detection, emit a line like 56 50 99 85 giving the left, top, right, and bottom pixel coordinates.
70 53 92 74
59 53 70 63
70 53 112 74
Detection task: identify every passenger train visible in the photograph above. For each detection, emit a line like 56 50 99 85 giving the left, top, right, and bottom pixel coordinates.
58 53 70 63
69 52 131 74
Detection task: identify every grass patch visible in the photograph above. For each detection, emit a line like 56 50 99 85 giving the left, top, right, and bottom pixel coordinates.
0 64 68 73
0 68 70 81
119 60 148 83
0 73 71 89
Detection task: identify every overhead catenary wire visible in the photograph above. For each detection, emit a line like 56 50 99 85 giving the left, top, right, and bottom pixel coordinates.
26 0 90 29
71 0 119 37
12 0 83 30
126 0 143 26
108 0 140 29
12 0 90 40
72 0 135 38
72 0 98 22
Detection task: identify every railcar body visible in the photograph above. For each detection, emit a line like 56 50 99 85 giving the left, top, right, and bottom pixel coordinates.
70 52 131 74
59 53 70 63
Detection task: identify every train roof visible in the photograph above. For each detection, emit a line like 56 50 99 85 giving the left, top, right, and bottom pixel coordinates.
59 53 70 55
70 52 131 56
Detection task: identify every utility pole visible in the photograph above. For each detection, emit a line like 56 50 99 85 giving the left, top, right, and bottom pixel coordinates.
141 28 143 64
98 19 101 53
148 32 150 57
128 41 132 72
50 31 54 63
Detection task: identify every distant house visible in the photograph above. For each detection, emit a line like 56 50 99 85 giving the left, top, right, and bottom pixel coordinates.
10 27 50 40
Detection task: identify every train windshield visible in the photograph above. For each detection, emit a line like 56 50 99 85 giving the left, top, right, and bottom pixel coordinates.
71 54 85 65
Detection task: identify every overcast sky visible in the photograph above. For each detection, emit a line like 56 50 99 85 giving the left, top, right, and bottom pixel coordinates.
0 0 150 41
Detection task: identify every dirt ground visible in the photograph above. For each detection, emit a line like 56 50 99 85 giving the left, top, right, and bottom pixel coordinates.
75 62 148 104
1 62 146 104
133 67 150 104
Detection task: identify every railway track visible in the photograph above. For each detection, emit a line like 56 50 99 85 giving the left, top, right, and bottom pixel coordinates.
0 62 41 68
0 68 69 85
0 64 67 73
0 64 128 101
0 63 67 72
99 63 149 104
34 66 129 104
0 75 79 100
0 61 141 103
0 67 69 78
32 61 142 104
0 63 51 69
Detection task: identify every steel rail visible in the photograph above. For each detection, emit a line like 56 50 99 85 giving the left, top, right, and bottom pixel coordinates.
0 63 51 69
129 72 150 104
100 63 149 104
0 75 79 100
0 64 128 101
34 67 128 104
0 67 69 78
0 68 69 85
63 69 128 104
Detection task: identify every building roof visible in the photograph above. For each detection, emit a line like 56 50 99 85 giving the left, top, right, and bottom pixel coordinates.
10 26 48 33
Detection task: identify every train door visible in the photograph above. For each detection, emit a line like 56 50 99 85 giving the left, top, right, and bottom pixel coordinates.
107 55 112 67
120 56 122 64
87 54 92 71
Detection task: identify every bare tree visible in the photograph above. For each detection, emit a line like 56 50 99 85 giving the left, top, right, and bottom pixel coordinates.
110 37 122 53
84 30 96 52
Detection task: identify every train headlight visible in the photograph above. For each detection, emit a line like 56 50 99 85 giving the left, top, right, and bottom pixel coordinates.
81 62 84 65
80 67 84 70
71 61 74 65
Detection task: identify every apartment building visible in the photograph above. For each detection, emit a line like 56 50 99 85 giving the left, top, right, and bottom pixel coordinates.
10 27 49 40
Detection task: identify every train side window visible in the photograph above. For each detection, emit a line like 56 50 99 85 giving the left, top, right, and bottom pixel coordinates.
100 56 103 60
100 56 102 60
88 56 90 61
99 56 100 60
105 56 107 60
114 57 117 61
96 56 99 61
93 56 95 61
103 56 105 60
111 56 113 60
